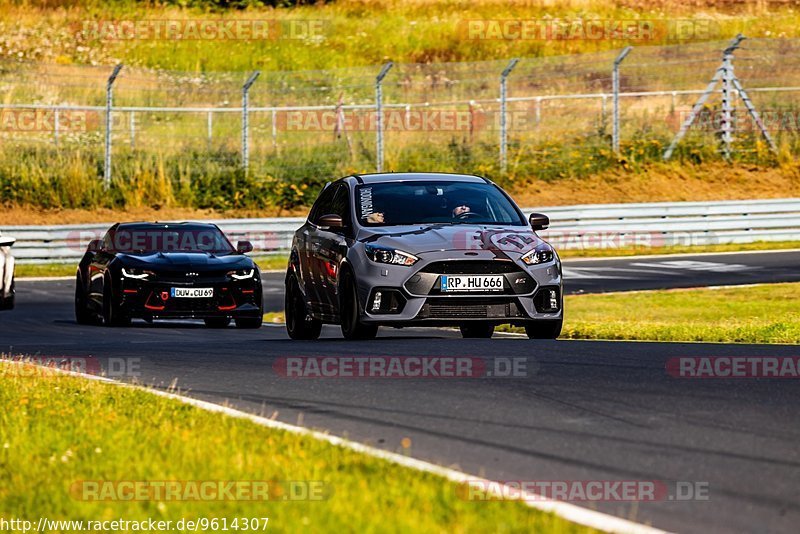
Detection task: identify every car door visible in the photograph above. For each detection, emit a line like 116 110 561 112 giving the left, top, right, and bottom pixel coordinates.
87 229 117 309
306 183 352 320
301 185 336 317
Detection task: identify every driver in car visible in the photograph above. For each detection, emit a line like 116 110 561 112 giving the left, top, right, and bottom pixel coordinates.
452 202 472 218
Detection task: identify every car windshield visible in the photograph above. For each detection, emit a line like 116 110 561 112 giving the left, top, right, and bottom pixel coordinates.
106 225 235 254
356 180 526 227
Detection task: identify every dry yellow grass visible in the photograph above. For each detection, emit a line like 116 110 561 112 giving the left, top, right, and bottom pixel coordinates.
2 161 797 225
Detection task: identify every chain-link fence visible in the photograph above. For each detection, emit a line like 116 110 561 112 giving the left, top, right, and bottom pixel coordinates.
1 37 799 205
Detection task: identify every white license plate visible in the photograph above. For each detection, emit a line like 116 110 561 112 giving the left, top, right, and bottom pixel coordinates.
440 275 504 292
170 287 214 298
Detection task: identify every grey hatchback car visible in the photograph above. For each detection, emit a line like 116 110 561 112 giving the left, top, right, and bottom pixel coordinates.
285 173 563 340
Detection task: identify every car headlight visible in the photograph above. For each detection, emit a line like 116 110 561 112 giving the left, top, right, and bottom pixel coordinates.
364 245 419 266
228 268 255 280
521 244 555 266
121 267 152 280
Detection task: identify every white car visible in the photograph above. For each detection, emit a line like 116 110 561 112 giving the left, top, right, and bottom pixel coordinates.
0 233 15 310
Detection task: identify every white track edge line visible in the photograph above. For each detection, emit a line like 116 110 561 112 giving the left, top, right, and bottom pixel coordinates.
1 359 669 534
563 248 800 263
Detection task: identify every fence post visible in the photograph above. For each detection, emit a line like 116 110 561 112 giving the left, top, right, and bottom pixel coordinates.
612 46 632 154
271 108 277 150
207 111 213 148
241 70 261 174
375 61 393 173
500 58 520 174
720 46 735 159
104 64 123 188
130 111 136 149
54 108 59 147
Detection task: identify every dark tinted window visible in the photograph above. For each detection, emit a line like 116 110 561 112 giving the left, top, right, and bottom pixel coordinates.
310 184 336 224
329 184 352 227
356 181 525 226
107 225 234 254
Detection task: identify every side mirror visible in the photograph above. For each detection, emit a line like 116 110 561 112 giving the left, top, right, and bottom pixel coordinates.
529 213 550 231
237 240 254 254
88 239 103 252
318 214 343 230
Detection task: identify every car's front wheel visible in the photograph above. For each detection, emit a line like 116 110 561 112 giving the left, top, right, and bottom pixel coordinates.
460 323 495 338
74 275 94 325
339 270 378 340
102 277 130 327
285 275 322 340
524 319 562 339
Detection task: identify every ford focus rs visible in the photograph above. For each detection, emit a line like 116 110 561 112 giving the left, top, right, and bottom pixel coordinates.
75 222 263 328
285 173 563 340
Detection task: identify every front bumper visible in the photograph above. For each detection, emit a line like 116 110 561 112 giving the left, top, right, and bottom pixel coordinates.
117 276 262 319
349 249 562 325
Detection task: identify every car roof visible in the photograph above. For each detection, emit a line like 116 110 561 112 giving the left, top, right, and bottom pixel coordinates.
115 222 221 231
343 172 489 185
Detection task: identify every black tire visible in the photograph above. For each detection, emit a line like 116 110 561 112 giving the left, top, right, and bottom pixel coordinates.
102 277 130 327
74 275 94 325
460 323 495 338
339 271 378 340
285 275 322 340
235 316 263 329
524 319 562 339
1 278 14 311
204 317 231 328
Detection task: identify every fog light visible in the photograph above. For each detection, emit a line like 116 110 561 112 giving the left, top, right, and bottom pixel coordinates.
372 291 382 311
549 290 558 310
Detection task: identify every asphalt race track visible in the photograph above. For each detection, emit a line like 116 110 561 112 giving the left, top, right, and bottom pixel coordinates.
3 249 800 533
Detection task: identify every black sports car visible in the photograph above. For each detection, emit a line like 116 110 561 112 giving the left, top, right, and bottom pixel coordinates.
285 172 562 340
75 222 263 328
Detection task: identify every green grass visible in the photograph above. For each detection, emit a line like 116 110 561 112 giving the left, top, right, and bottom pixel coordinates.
559 283 800 344
4 0 800 72
0 361 590 533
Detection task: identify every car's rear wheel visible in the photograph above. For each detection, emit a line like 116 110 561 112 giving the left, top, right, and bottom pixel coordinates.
204 317 231 328
285 275 322 340
102 277 130 327
74 275 94 325
460 322 495 338
235 316 263 329
339 271 378 340
524 319 562 339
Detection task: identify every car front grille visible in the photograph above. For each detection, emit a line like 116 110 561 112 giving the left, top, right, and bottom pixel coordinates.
420 260 522 275
417 298 523 320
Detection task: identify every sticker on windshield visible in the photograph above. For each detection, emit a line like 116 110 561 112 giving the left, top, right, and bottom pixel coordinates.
359 187 374 219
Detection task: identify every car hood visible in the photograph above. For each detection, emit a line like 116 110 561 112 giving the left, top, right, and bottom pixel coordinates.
116 252 253 271
357 224 543 257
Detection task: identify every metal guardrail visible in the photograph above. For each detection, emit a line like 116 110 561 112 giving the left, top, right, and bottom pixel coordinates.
2 198 799 264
